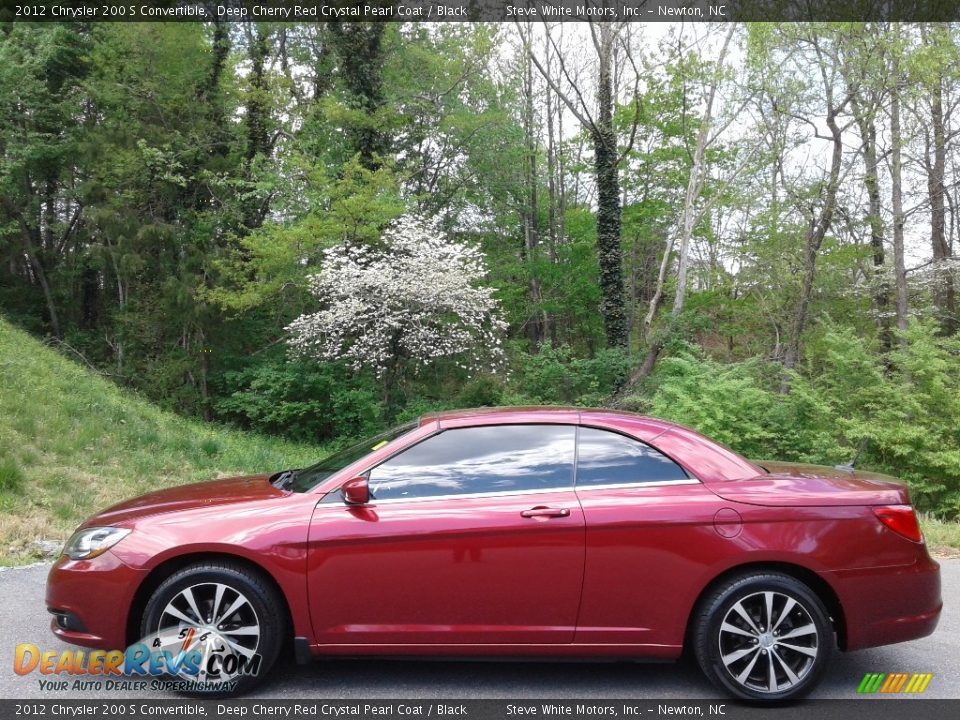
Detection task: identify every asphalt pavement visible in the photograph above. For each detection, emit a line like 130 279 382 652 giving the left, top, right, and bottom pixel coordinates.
1 560 956 700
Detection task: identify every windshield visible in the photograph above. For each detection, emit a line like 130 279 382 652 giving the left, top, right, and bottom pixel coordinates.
289 422 418 493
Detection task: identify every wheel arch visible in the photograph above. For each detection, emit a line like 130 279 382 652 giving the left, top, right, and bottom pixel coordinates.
685 561 847 651
124 552 295 650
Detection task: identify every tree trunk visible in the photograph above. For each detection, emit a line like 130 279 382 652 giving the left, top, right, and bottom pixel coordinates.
927 60 956 335
242 25 271 230
543 48 558 346
523 22 629 349
890 34 909 345
644 234 674 332
20 227 61 339
853 103 892 355
328 22 388 169
594 32 627 350
671 26 734 320
633 26 735 386
782 91 846 378
204 20 231 161
522 35 544 350
245 26 270 164
556 77 567 247
544 30 559 252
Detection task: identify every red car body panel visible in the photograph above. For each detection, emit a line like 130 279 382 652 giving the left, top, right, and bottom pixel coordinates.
45 552 146 650
307 489 586 645
48 479 319 649
713 461 911 507
47 407 941 663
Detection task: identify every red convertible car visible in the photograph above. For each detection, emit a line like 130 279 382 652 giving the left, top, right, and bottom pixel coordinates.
47 407 941 701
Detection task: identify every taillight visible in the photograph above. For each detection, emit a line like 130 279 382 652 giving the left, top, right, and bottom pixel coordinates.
873 505 924 543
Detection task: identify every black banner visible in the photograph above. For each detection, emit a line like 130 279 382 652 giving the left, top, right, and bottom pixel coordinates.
2 0 960 24
2 700 960 720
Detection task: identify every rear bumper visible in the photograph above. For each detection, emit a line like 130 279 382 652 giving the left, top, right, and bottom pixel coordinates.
45 551 147 650
826 553 942 651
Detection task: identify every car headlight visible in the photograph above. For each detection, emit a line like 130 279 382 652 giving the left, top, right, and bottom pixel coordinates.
62 527 131 560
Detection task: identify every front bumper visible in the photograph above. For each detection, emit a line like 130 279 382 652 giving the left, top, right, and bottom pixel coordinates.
45 551 149 650
826 553 942 651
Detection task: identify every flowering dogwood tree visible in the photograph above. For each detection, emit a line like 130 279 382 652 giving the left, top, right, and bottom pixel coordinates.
286 215 506 401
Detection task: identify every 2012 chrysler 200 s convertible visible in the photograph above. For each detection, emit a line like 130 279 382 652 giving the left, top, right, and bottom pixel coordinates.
47 407 941 701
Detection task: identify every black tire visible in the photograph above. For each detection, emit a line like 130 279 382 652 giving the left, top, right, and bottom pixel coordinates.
692 572 834 702
140 561 285 696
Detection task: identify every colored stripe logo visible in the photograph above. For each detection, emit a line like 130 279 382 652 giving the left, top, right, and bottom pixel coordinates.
180 627 195 653
858 672 933 694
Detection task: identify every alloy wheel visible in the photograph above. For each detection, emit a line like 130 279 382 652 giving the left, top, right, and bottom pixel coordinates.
155 582 261 682
717 590 819 694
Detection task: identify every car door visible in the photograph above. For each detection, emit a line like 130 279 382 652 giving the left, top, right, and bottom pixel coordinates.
573 425 725 652
307 423 585 648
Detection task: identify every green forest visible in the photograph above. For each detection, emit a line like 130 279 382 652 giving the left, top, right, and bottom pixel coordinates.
2 20 960 533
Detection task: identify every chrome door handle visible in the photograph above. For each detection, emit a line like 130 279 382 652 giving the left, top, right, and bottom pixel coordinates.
521 506 570 518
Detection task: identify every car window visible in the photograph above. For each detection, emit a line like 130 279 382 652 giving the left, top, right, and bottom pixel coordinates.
576 426 689 486
290 422 417 493
368 424 576 501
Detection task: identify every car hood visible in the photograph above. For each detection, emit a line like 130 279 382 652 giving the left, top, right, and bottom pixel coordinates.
82 474 286 527
708 461 910 507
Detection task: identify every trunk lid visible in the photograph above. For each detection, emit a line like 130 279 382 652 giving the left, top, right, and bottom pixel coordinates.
709 461 910 507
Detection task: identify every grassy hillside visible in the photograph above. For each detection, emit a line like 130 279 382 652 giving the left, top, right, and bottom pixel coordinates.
0 318 324 565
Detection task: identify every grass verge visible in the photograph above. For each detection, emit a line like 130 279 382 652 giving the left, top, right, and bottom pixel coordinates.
920 514 960 559
0 318 323 565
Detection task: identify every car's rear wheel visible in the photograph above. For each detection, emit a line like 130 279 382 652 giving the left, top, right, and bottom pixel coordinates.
140 561 284 696
693 572 834 702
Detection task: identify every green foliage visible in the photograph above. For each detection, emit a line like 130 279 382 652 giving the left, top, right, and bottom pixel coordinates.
483 206 607 355
199 438 221 458
0 456 25 494
637 322 960 516
207 158 404 313
215 359 384 443
639 348 838 462
831 321 960 514
512 345 631 406
394 397 457 425
647 353 775 456
457 375 506 408
920 514 960 555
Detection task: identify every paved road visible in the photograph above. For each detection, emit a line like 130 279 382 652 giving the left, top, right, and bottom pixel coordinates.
1 561 956 700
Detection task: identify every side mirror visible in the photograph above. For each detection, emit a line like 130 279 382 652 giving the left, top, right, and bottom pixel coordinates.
341 476 370 505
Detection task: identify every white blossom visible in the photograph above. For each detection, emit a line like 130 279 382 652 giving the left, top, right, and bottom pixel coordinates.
286 214 507 377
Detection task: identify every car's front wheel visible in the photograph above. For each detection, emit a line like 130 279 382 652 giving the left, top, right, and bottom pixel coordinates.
140 561 284 696
692 572 834 702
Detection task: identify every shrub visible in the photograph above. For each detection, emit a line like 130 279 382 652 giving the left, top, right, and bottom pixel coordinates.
645 351 781 461
198 438 221 457
215 359 383 443
641 322 960 517
513 344 630 405
0 456 25 493
458 374 505 408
